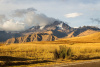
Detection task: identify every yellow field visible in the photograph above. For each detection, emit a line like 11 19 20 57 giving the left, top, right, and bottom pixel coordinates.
0 43 59 60
0 42 100 66
0 42 100 60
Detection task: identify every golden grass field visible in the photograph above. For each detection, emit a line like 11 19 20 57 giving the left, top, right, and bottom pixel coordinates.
0 32 100 67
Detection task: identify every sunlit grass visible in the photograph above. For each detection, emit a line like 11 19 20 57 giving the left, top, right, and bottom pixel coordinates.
0 44 57 60
0 42 100 60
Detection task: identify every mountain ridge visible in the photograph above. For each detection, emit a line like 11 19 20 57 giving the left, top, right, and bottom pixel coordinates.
0 21 100 43
6 32 57 44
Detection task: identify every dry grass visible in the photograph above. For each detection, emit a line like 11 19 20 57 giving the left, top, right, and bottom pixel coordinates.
68 43 100 60
0 42 100 66
0 42 100 60
0 43 59 60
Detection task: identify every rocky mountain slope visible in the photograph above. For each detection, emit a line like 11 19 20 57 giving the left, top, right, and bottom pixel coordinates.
19 21 74 39
6 33 57 44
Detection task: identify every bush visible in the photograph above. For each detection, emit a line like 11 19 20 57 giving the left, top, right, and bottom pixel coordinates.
54 45 72 59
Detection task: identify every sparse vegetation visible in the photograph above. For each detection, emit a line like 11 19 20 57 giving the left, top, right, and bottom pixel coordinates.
0 42 100 66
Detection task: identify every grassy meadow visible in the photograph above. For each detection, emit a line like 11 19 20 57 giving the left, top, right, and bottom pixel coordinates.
0 42 100 66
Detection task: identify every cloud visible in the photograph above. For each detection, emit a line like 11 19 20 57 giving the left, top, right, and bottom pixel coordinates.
12 8 37 17
1 19 25 31
24 13 56 29
0 7 57 31
12 8 57 29
90 18 100 24
64 13 83 18
0 15 6 23
0 0 100 28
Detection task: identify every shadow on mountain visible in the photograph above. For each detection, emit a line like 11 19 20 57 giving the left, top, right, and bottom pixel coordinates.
73 26 100 36
0 56 53 66
0 31 22 42
52 30 67 38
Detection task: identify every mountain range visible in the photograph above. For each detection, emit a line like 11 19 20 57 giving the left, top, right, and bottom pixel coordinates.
0 21 100 44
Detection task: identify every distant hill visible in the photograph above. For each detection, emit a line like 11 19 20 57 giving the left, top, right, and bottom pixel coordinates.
6 33 57 44
67 26 100 38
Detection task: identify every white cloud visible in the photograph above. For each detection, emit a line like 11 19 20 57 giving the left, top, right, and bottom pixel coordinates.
12 8 57 30
12 8 37 17
64 13 83 18
1 19 25 31
0 8 57 31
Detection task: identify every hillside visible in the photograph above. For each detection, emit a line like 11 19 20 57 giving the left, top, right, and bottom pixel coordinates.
6 33 57 44
67 29 99 38
65 32 100 43
67 26 100 38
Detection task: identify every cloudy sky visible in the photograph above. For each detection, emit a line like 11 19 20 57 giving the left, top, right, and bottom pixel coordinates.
0 0 100 31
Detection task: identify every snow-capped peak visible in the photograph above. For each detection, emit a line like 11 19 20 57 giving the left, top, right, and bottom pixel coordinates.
57 23 63 30
40 26 45 30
